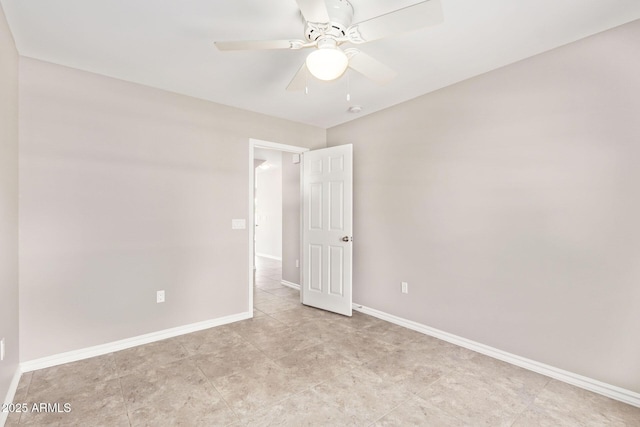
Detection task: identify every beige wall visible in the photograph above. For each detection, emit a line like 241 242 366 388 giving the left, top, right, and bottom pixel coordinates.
0 2 19 407
328 20 640 393
19 58 325 361
282 152 301 285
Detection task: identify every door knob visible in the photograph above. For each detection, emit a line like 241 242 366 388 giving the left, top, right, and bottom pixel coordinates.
342 236 352 242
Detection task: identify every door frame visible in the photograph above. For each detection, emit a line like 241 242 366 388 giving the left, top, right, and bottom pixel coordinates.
248 138 308 314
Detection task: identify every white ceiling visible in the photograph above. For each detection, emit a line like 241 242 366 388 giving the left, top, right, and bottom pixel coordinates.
2 0 640 129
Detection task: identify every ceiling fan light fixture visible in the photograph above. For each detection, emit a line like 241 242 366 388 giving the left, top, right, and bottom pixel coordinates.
305 40 348 81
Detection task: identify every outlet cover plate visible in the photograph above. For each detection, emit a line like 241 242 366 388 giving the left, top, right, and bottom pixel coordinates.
157 290 165 303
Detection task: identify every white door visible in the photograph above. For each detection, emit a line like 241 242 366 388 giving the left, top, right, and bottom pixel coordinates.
302 144 353 316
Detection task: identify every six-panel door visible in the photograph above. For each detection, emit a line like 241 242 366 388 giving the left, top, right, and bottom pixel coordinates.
302 144 353 316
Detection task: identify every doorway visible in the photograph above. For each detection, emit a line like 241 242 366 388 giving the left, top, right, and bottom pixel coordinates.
248 139 354 317
248 139 308 314
254 148 283 264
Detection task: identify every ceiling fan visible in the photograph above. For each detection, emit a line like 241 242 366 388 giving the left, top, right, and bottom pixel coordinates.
214 0 443 90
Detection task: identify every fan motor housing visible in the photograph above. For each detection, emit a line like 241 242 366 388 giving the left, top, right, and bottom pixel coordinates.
304 0 354 42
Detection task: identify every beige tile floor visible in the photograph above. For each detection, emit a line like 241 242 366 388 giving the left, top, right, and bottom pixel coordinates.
6 257 640 426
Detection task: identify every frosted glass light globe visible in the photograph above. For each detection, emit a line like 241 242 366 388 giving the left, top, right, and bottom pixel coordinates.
306 46 349 81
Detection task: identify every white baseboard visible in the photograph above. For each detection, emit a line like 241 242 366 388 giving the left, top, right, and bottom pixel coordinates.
353 303 640 408
255 253 282 261
1 368 22 426
280 280 300 290
20 311 252 373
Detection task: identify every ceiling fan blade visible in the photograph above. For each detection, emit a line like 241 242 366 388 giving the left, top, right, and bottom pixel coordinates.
286 63 309 91
346 49 397 85
214 39 307 51
296 0 330 23
347 0 443 44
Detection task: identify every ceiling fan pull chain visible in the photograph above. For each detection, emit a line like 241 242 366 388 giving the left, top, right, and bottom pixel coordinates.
346 70 351 102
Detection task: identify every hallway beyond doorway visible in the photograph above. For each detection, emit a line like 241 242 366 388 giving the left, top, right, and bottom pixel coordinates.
254 256 300 317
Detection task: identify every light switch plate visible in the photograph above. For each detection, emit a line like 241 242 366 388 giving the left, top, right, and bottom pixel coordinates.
232 219 246 229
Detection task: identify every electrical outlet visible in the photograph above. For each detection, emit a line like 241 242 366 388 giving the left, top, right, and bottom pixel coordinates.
296 259 299 268
157 290 165 303
1 338 5 361
401 282 409 294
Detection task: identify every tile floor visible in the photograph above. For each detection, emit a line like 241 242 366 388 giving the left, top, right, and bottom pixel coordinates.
5 256 640 426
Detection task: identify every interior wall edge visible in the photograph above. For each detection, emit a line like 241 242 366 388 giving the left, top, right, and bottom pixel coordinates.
0 0 21 416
